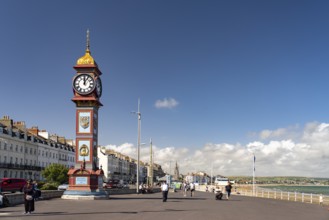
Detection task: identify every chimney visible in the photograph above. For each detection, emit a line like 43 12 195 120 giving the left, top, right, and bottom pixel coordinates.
50 134 58 142
66 139 75 146
38 130 49 139
14 121 26 131
28 126 39 135
0 115 13 127
58 136 66 144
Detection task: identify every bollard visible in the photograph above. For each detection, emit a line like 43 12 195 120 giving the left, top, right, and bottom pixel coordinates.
319 195 323 205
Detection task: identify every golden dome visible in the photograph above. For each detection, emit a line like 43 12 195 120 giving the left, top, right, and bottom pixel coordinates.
76 49 95 65
76 29 96 65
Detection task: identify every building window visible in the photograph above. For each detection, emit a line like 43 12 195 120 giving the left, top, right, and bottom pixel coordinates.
15 145 18 151
4 143 7 150
20 146 23 152
25 147 28 153
10 144 13 151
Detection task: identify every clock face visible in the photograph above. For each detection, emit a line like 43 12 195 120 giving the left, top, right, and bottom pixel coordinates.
96 77 102 98
73 74 95 95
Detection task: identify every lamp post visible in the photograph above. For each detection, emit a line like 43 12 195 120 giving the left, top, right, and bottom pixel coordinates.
131 98 141 193
253 153 256 196
210 162 213 186
147 138 153 187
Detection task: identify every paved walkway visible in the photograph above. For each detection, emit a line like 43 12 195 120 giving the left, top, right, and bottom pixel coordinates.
0 190 328 220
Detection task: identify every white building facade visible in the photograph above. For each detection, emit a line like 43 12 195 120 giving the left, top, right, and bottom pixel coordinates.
98 146 165 184
0 116 75 180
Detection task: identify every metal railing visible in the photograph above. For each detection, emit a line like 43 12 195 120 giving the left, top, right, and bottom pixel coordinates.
0 163 42 171
237 189 329 205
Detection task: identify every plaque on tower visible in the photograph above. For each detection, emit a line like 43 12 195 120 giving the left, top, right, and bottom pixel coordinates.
78 111 92 133
78 141 90 161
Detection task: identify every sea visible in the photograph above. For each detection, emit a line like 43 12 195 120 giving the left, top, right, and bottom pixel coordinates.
260 185 329 196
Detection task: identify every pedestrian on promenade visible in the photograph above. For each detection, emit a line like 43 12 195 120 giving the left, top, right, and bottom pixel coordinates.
23 179 35 214
182 182 188 197
32 180 41 200
139 184 144 194
161 182 169 202
225 181 232 200
190 182 195 197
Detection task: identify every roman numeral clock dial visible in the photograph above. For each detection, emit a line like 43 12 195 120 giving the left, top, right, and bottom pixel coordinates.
73 74 95 95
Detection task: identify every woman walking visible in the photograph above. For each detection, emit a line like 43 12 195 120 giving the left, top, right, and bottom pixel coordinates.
23 180 35 214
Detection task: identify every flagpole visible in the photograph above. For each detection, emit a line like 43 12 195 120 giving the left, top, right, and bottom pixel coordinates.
253 153 255 196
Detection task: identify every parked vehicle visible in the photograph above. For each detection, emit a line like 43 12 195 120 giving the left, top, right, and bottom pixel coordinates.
57 183 69 191
0 178 27 193
103 180 120 189
122 182 129 188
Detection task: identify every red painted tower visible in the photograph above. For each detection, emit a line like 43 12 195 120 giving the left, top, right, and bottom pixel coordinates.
62 30 108 200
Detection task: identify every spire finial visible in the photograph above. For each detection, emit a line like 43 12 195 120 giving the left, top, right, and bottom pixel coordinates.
86 29 90 52
76 29 95 65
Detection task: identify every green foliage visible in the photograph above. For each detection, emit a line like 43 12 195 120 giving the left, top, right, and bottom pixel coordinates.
41 163 69 185
36 181 46 189
40 182 58 190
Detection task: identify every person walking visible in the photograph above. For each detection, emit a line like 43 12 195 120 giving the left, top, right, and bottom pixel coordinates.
32 180 41 200
161 182 169 202
225 181 232 200
23 180 35 214
183 182 188 197
190 182 195 197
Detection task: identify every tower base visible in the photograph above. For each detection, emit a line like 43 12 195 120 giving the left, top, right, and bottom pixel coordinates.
62 167 108 200
62 190 108 200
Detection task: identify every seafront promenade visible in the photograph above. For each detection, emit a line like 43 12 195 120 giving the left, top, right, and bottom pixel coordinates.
0 190 328 220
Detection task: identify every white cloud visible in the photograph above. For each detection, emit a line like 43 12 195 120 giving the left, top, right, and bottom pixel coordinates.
257 125 301 140
155 98 179 109
103 121 329 178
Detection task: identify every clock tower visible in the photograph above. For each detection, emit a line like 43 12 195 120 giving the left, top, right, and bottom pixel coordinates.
62 30 107 200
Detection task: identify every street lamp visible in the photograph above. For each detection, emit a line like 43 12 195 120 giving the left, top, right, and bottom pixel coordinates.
131 98 141 193
210 162 213 186
253 153 256 196
247 148 256 196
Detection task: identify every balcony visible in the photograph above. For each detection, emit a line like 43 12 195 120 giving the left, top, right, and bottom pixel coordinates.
0 162 42 171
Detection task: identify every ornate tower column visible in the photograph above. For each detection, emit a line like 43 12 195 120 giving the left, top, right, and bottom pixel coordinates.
62 30 108 200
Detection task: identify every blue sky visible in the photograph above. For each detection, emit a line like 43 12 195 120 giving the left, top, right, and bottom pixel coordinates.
1 0 329 177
